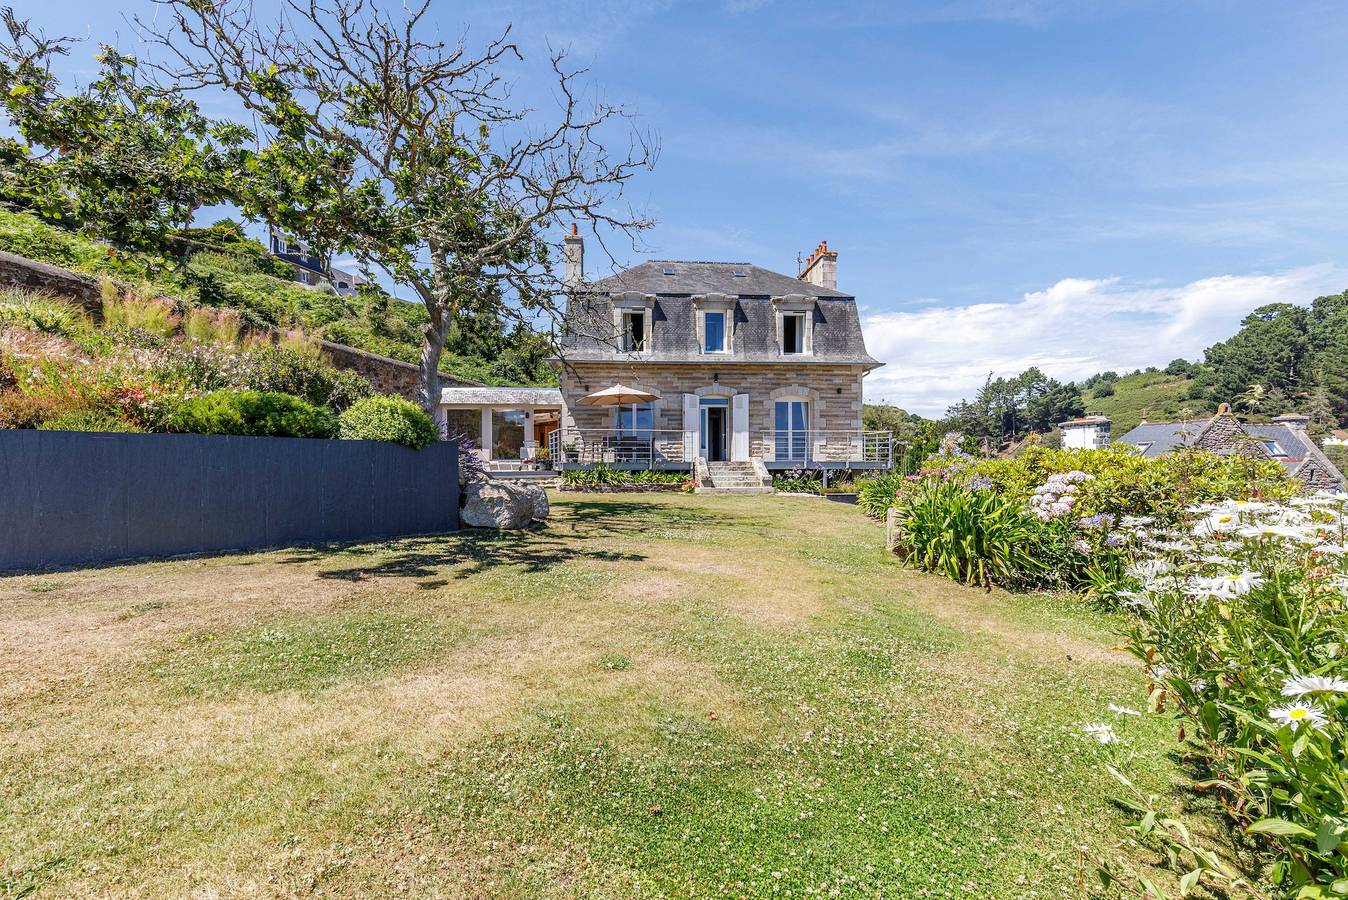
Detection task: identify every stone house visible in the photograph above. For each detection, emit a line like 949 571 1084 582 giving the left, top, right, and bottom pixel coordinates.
1118 405 1345 491
435 234 890 488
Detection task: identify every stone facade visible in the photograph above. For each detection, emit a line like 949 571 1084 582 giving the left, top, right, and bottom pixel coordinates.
557 361 867 462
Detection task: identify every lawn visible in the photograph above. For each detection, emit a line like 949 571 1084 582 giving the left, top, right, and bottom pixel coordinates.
1 493 1201 897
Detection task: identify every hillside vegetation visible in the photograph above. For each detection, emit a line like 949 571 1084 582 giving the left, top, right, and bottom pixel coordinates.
0 209 555 388
1079 370 1211 436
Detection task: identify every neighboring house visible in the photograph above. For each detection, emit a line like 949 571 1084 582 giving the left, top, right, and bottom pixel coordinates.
1323 429 1348 448
1118 405 1345 491
434 233 890 487
1059 415 1112 450
268 227 367 296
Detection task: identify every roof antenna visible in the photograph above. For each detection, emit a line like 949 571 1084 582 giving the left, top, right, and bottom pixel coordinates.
796 251 804 276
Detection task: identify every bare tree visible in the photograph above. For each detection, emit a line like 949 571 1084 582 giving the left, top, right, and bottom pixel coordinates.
139 0 656 418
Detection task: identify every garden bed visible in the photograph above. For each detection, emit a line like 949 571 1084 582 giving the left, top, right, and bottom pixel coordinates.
557 483 689 493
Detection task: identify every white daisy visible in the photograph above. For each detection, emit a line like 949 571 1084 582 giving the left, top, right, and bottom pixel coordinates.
1280 674 1348 697
1191 571 1264 599
1194 512 1241 537
1083 722 1119 744
1107 704 1141 716
1269 701 1329 730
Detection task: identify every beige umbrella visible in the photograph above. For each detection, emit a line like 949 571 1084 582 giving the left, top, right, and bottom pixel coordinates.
576 383 661 406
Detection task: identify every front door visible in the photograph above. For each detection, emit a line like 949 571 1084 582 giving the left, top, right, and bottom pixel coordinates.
774 400 809 462
700 398 729 461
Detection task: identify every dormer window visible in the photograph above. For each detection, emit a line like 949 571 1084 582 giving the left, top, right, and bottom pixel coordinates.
694 293 734 355
621 310 647 352
773 295 815 356
782 313 806 354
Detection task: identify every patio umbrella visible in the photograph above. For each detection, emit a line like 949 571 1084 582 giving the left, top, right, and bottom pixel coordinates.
576 384 661 406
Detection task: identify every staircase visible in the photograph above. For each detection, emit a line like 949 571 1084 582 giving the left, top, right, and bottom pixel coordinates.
697 460 774 494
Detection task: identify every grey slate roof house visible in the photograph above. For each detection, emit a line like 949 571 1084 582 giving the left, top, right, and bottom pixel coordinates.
1119 406 1345 492
436 234 890 490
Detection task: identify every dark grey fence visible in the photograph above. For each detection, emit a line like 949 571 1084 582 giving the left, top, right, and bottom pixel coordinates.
0 430 458 572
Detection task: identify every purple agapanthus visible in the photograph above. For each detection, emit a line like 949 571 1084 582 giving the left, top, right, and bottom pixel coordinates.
969 475 992 491
1078 513 1116 531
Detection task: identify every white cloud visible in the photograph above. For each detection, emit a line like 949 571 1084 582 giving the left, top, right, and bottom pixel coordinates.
861 265 1346 417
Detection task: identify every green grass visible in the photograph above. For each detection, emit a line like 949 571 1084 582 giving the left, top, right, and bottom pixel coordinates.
147 613 461 697
0 494 1214 896
1082 371 1212 437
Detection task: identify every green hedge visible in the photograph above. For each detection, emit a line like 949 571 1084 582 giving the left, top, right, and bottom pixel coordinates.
168 390 336 439
336 396 437 449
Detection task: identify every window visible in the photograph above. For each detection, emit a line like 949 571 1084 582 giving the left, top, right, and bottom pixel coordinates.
442 409 480 444
616 403 654 438
782 313 805 354
774 400 809 461
704 311 726 353
491 410 527 460
1133 442 1153 454
1262 440 1286 457
621 311 647 352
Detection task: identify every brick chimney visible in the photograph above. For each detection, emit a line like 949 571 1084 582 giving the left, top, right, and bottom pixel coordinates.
798 240 837 291
563 224 584 290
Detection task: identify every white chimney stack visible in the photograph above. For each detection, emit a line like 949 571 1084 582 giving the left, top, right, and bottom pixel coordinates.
564 224 584 290
798 240 837 291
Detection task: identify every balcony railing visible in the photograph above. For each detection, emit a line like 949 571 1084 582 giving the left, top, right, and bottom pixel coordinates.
548 429 695 467
759 430 892 467
546 429 894 468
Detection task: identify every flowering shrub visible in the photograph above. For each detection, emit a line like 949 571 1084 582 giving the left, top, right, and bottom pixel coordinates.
1109 494 1348 895
1029 469 1093 520
974 444 1296 524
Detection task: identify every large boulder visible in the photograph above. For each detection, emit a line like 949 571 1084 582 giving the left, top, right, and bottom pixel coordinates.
461 477 549 529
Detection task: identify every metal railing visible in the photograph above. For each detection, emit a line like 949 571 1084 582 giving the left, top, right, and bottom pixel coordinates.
546 429 894 468
760 430 892 466
549 429 695 467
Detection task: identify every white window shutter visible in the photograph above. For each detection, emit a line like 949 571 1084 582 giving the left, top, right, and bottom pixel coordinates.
732 393 750 461
683 393 701 461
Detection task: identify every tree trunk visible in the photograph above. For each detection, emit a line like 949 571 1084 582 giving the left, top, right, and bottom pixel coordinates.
418 301 451 435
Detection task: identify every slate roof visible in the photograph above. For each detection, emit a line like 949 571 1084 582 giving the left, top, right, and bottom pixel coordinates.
1119 420 1208 456
1119 419 1321 478
559 260 879 367
439 387 562 406
587 260 853 299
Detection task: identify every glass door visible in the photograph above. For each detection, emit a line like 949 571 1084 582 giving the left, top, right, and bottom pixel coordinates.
774 400 809 462
700 398 729 461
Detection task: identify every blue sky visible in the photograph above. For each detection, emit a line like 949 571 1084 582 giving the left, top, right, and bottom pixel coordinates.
38 0 1348 413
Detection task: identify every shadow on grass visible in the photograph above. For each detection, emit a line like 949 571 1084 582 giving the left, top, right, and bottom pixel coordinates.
556 498 767 535
279 496 771 583
279 530 642 582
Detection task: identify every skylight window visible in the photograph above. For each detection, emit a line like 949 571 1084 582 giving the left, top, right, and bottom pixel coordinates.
1262 440 1286 457
731 270 748 278
662 266 675 275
